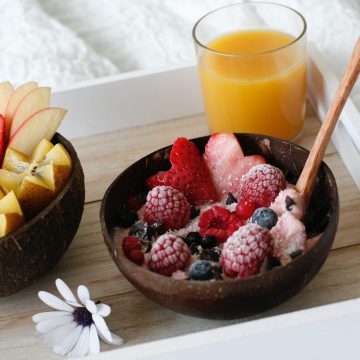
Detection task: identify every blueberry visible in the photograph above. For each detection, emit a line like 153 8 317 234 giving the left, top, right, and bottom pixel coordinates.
201 235 218 249
189 260 214 281
225 193 237 205
251 208 278 229
200 247 221 262
117 208 138 228
185 232 202 247
190 207 200 219
189 243 200 255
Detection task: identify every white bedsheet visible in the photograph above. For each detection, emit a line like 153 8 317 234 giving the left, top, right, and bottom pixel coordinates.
0 0 359 106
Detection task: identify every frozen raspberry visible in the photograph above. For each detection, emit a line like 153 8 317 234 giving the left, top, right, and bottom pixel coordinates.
122 235 144 265
220 223 272 279
237 164 286 208
144 186 191 230
148 234 191 276
198 206 243 243
236 200 256 219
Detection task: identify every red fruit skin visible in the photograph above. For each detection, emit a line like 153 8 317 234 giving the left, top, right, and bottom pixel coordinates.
203 133 265 198
127 195 145 211
220 223 272 279
144 186 190 230
148 234 191 276
236 164 286 208
128 250 144 265
146 138 218 205
236 201 257 220
0 115 5 166
198 205 243 242
122 235 144 265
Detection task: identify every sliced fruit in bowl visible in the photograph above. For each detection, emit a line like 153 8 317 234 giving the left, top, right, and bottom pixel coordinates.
0 139 72 217
0 81 84 296
0 190 25 237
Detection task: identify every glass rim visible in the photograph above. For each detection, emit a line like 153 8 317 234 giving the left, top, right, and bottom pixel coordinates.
192 2 307 57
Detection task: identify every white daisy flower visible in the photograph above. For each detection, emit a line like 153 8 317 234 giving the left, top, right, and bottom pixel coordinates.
32 279 123 358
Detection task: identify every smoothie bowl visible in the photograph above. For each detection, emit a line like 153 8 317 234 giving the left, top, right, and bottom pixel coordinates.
100 133 338 319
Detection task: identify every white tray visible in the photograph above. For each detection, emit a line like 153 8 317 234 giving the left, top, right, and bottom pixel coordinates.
91 297 360 360
50 43 360 359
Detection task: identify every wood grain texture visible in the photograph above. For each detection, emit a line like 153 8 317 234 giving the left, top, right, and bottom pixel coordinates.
0 107 359 359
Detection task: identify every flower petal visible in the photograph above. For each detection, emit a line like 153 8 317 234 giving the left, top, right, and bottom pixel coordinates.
56 279 78 304
36 314 73 333
92 314 112 343
77 285 90 306
67 325 90 358
98 330 123 346
109 332 124 346
88 324 100 355
38 291 74 312
96 303 111 317
66 301 82 308
32 311 69 323
53 325 82 356
85 299 97 314
43 322 77 347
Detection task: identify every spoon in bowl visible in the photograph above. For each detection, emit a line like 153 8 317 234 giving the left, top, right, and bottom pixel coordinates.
296 36 360 205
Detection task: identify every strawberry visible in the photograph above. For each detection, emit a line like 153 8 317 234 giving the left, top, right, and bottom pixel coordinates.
146 137 218 205
203 133 265 198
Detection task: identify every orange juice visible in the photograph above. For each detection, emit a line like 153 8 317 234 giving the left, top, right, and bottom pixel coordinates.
198 30 306 139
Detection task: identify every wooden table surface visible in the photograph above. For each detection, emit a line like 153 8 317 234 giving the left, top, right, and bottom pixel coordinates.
1 107 360 360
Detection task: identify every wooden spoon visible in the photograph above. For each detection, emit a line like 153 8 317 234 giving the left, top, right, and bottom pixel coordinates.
296 36 360 205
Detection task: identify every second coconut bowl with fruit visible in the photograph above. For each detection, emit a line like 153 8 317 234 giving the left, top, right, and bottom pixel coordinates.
101 133 338 319
0 81 84 296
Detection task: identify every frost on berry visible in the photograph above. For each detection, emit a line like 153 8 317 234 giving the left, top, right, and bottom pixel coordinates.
236 164 286 208
220 223 272 278
144 186 191 230
148 234 191 276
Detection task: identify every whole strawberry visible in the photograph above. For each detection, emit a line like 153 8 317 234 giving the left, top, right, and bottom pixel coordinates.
144 186 190 230
236 164 286 208
146 137 218 205
220 223 272 278
198 205 243 242
148 234 191 276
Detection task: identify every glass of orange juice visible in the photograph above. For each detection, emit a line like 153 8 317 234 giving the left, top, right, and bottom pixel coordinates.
193 2 307 140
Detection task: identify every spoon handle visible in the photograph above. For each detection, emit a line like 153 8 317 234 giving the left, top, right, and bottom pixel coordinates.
296 36 360 204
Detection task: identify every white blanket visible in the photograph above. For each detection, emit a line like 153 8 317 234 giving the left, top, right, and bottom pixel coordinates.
1 0 359 106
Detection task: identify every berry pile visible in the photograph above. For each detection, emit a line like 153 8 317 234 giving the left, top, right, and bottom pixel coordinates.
115 133 309 281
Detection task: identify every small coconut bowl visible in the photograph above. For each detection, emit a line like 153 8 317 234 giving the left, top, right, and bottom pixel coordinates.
0 133 85 296
100 134 339 319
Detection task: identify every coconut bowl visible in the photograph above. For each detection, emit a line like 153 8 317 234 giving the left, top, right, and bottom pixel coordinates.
100 134 339 319
0 133 85 296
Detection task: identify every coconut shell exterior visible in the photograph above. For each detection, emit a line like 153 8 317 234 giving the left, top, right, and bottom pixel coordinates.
101 134 339 319
0 133 85 296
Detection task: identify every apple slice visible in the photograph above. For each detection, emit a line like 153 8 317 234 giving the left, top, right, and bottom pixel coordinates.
0 82 14 116
9 87 51 139
5 82 37 139
0 115 5 166
8 108 67 156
